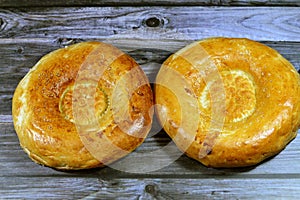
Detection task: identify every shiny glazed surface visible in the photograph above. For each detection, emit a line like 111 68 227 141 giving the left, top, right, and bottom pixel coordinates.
155 38 300 167
12 41 153 170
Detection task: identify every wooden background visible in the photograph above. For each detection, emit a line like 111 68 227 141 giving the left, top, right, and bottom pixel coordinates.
1 0 300 199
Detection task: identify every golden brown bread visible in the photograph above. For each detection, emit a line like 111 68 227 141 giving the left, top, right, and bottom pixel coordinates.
12 41 153 170
155 37 300 168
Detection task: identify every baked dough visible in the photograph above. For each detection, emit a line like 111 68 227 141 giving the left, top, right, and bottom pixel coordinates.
12 41 153 170
155 37 300 168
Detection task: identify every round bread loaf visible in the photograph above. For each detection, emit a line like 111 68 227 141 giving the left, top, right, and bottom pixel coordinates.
155 37 300 168
12 41 153 170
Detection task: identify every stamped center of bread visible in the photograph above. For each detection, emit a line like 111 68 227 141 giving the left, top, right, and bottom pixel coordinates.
59 83 109 125
200 70 256 123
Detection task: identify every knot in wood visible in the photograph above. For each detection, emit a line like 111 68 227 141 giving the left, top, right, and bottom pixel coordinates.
145 184 157 194
145 17 161 27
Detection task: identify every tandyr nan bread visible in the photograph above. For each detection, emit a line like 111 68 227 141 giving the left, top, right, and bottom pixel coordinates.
155 38 300 167
13 41 153 170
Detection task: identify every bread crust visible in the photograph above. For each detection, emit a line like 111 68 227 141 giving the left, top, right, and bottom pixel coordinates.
155 38 300 168
12 41 153 170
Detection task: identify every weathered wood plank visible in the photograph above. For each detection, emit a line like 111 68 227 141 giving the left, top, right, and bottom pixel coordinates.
1 121 300 177
1 177 299 199
0 0 299 7
1 122 300 198
1 7 300 41
0 177 101 199
94 178 300 199
0 39 299 115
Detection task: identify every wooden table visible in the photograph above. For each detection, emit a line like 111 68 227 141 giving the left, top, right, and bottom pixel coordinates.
1 0 300 199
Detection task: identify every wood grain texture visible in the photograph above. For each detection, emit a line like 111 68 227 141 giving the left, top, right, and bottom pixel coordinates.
85 178 300 199
1 177 300 199
1 7 300 41
0 0 300 7
0 177 102 199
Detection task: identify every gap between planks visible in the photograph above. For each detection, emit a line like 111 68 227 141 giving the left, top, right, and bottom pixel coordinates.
0 0 300 7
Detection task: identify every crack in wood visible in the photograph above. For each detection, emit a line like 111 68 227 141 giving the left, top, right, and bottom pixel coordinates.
1 0 300 7
57 38 83 46
0 17 7 31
